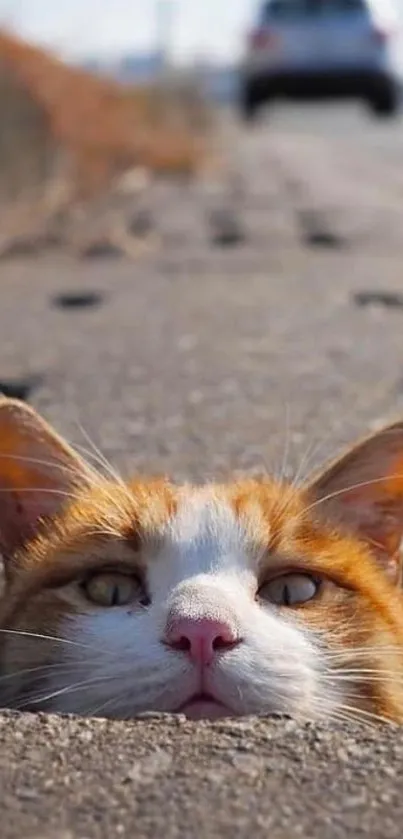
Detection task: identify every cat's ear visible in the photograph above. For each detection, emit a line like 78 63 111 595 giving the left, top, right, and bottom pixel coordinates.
306 420 403 584
0 398 91 568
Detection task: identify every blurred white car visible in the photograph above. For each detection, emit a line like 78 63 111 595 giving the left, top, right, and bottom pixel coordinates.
239 0 402 119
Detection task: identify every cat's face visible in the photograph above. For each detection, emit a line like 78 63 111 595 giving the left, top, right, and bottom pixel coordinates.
0 481 346 721
1 398 403 723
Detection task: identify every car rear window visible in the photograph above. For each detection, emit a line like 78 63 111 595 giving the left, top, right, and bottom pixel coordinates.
261 0 365 19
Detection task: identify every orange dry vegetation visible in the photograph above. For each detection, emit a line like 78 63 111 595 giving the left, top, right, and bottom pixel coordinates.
0 29 211 197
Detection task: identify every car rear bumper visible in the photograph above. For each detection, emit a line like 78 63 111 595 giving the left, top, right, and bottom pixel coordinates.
242 68 397 100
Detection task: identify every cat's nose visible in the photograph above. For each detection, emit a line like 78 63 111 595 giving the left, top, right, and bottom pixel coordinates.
165 617 241 664
164 616 241 665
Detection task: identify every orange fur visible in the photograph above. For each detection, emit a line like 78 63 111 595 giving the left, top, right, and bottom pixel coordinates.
2 399 403 722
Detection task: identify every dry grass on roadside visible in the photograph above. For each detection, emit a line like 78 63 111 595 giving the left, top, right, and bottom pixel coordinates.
0 30 215 249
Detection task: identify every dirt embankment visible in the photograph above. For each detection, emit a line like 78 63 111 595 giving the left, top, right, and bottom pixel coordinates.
0 30 214 252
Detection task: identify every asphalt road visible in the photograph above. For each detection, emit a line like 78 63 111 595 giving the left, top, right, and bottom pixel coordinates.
1 712 403 839
2 104 403 837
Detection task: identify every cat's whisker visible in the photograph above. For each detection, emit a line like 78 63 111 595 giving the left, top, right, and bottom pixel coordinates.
70 419 143 521
99 487 139 526
326 667 403 676
323 707 379 730
291 426 347 490
0 486 85 503
335 702 396 727
269 390 386 491
16 674 121 708
64 442 117 479
290 436 328 490
0 628 107 655
74 421 128 490
325 646 403 661
64 440 104 460
85 688 132 719
0 451 135 524
267 484 301 536
273 397 351 492
275 419 359 521
0 452 97 485
324 673 403 691
277 402 291 484
0 662 91 688
301 473 403 518
292 398 403 491
80 527 125 541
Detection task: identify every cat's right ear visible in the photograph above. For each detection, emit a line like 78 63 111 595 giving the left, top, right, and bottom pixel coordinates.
306 419 403 585
0 398 91 573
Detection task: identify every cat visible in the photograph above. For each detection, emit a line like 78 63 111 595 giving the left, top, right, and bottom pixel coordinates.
1 396 403 724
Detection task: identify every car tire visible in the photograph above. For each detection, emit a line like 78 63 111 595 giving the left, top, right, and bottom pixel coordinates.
239 84 262 123
367 85 400 119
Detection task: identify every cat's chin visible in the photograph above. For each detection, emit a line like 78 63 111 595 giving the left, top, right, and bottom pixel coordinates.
176 694 234 721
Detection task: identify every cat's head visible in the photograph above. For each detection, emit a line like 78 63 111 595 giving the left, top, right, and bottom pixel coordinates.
1 398 403 723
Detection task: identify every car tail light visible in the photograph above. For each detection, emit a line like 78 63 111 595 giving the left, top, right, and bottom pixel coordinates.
370 26 392 46
248 28 278 50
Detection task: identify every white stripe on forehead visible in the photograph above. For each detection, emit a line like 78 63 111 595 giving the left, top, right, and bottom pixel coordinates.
148 489 261 589
172 490 243 552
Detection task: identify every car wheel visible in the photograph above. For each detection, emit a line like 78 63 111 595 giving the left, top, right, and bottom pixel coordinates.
367 86 400 119
239 85 262 123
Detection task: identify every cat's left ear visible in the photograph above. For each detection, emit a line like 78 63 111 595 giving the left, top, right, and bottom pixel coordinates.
306 420 403 584
0 398 92 570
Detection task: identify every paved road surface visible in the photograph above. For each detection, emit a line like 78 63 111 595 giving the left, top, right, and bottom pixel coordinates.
1 713 403 839
2 104 403 836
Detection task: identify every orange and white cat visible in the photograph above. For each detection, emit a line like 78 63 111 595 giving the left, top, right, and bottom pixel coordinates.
1 397 403 723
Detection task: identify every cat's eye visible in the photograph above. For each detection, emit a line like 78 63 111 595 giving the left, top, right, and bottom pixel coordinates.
82 572 143 607
259 573 320 607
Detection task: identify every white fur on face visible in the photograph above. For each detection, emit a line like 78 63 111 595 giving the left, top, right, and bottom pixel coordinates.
44 490 338 719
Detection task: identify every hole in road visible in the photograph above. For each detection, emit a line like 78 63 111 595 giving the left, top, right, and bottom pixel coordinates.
210 208 246 248
52 291 105 310
129 209 154 238
80 241 122 260
299 210 346 250
304 230 344 249
353 291 403 310
0 374 43 401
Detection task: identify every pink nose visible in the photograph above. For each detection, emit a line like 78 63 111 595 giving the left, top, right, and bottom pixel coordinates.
165 617 240 665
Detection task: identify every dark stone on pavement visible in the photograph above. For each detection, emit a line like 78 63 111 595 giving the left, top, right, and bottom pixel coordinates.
353 291 403 310
52 291 105 310
0 375 43 401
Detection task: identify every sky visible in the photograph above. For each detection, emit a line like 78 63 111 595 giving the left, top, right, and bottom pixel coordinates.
0 0 259 62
